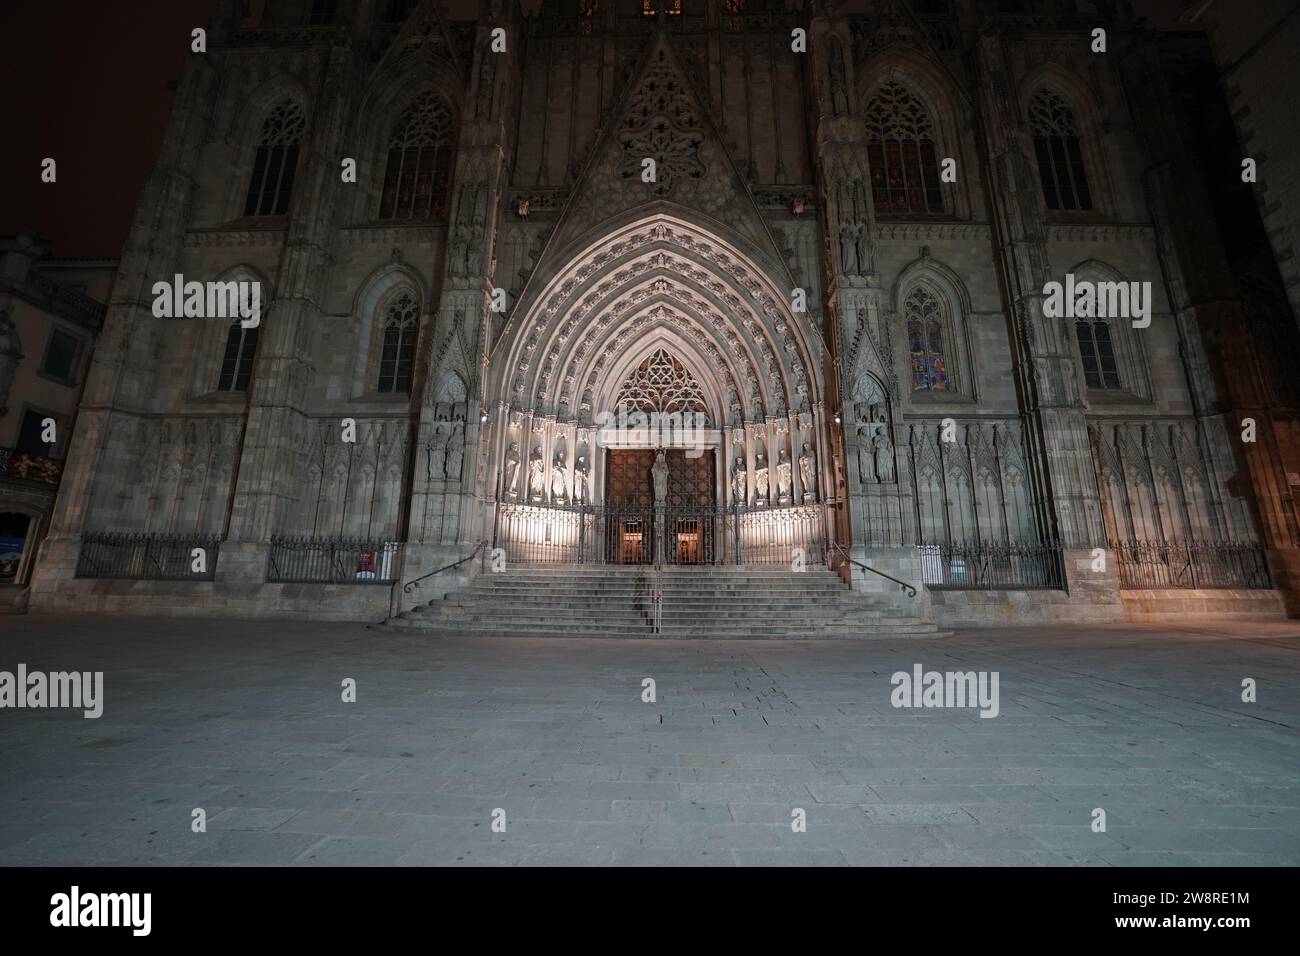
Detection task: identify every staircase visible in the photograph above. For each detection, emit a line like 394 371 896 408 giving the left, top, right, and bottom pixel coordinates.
382 565 948 639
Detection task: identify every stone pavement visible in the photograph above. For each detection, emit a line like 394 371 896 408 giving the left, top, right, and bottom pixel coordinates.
1 615 1298 866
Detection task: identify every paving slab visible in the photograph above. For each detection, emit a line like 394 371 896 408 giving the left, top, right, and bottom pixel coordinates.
1 614 1298 866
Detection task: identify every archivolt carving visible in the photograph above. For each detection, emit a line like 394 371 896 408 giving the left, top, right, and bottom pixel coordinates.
498 216 820 426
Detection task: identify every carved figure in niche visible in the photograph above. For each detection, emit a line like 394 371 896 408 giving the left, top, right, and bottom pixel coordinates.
799 443 816 501
651 449 669 505
857 426 874 485
731 455 747 505
503 441 521 498
428 429 448 480
573 455 588 504
551 450 568 501
445 427 464 481
776 448 793 502
872 416 895 483
754 452 770 505
528 446 546 501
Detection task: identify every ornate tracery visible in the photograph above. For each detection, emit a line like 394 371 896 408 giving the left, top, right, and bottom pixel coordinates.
614 348 708 417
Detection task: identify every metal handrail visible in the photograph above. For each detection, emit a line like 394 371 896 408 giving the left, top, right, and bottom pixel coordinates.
830 542 918 597
402 540 486 594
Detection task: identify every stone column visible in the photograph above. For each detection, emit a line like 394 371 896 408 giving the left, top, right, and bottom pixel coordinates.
972 30 1106 551
221 35 358 583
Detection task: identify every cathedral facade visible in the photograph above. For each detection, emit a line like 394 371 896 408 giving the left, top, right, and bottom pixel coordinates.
26 0 1300 625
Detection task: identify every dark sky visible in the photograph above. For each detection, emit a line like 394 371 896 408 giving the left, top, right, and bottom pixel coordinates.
0 0 1193 260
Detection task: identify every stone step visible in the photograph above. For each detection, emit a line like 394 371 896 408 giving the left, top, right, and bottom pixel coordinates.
386 566 939 640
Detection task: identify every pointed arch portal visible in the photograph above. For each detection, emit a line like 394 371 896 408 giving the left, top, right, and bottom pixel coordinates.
487 211 831 566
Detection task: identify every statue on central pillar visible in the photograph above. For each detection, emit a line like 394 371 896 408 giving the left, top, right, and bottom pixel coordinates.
651 449 669 505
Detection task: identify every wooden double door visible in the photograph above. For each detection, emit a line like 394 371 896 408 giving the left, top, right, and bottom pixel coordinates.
603 449 715 565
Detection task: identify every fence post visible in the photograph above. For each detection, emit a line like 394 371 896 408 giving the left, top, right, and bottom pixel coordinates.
732 499 741 565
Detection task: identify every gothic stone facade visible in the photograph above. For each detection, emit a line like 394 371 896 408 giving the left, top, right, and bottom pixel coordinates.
26 0 1298 624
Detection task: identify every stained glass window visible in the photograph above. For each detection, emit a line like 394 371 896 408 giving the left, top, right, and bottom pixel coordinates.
379 92 454 220
905 286 950 391
864 81 944 217
1075 320 1121 389
243 100 305 217
377 293 419 394
1028 89 1092 212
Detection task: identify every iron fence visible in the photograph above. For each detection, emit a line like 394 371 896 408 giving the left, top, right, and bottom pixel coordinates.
920 541 1065 589
493 501 825 567
76 532 221 580
1110 540 1271 589
267 537 402 584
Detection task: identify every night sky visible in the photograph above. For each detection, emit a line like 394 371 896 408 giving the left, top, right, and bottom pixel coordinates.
0 0 1192 260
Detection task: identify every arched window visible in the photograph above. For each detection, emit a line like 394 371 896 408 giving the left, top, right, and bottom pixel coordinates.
864 81 944 217
376 293 419 394
379 92 454 220
243 100 305 217
218 321 259 392
1075 319 1120 390
1028 89 1092 211
905 286 950 391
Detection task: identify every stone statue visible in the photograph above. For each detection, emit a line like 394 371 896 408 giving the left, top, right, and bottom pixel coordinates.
503 441 521 498
551 451 568 501
428 430 448 480
857 426 874 484
573 455 588 504
799 443 815 501
754 453 770 505
445 428 464 481
651 449 669 505
873 420 895 483
731 455 747 505
776 448 793 503
528 446 545 501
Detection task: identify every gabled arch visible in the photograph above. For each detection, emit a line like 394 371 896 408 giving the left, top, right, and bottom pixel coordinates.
346 50 463 223
1066 257 1152 400
349 260 428 399
186 263 273 400
221 76 312 222
1019 62 1116 215
856 49 976 218
892 254 977 401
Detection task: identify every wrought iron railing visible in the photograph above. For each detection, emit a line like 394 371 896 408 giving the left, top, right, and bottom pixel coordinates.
402 540 486 595
829 542 917 597
493 501 825 567
920 541 1066 590
267 537 402 584
76 532 220 580
1110 540 1271 590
